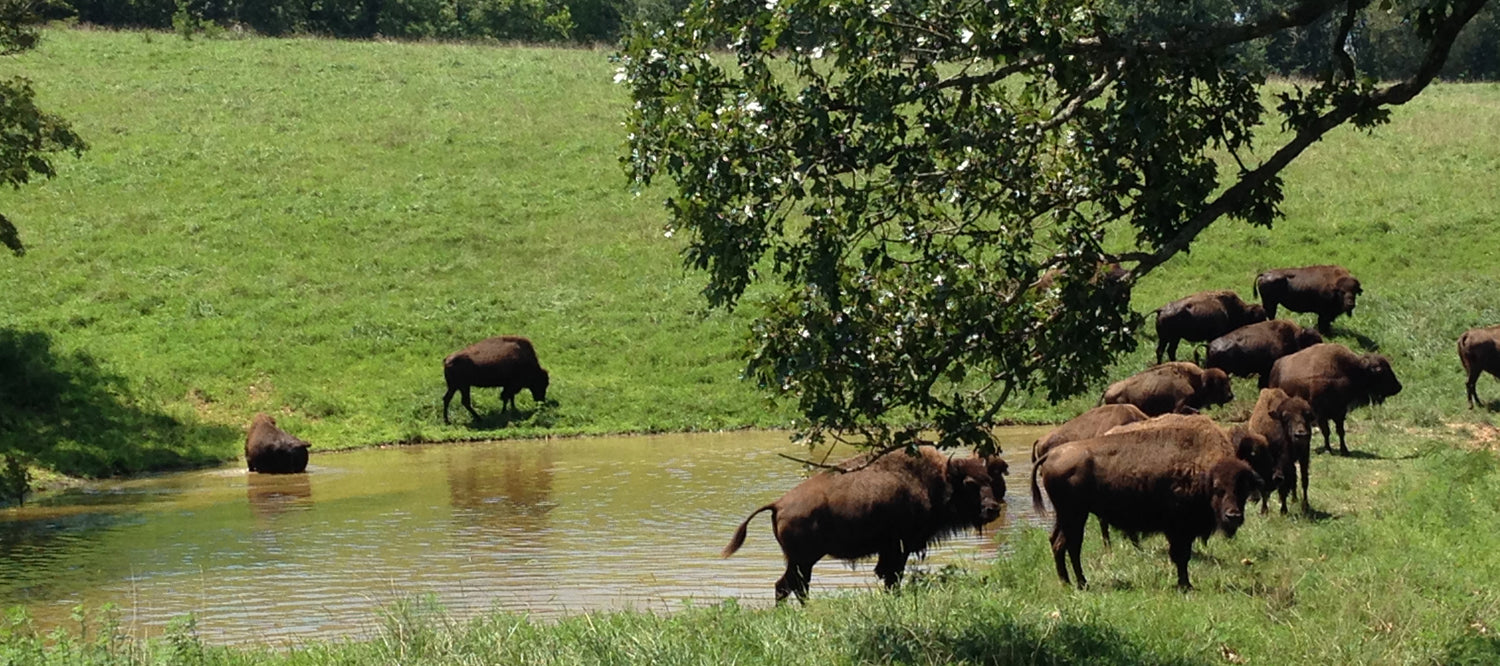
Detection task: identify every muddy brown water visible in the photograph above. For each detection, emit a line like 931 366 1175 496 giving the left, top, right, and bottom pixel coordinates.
0 428 1050 645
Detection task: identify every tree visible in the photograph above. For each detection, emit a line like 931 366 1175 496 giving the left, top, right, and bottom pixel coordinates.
0 0 86 257
618 0 1489 452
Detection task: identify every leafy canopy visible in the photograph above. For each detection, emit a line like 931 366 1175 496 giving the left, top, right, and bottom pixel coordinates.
0 0 86 257
618 0 1487 451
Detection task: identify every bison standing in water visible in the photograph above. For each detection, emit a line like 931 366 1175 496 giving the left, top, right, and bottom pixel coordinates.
1031 418 1262 590
1253 265 1362 335
1153 290 1267 364
1206 319 1324 388
1460 325 1500 409
442 336 550 424
245 413 311 474
1101 362 1233 417
1268 343 1402 455
722 446 1008 603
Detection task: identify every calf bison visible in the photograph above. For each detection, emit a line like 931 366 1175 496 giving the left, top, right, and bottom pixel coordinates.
1031 417 1262 590
1205 319 1324 388
1247 388 1316 514
1031 404 1150 462
442 336 550 424
1101 362 1233 417
1459 325 1500 409
245 413 311 474
1268 343 1402 455
722 446 1008 603
1253 265 1362 335
1153 290 1268 364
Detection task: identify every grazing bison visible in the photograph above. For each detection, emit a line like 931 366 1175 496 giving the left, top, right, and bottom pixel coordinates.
1101 362 1233 417
1459 325 1500 409
1153 290 1268 364
1205 319 1324 388
722 446 1009 603
1031 417 1262 590
1253 265 1362 335
1268 343 1402 455
1247 389 1316 514
245 413 311 474
442 336 550 424
1031 404 1150 462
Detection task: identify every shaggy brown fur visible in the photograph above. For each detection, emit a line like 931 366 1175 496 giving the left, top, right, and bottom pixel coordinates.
1153 290 1268 364
1247 388 1316 514
1253 265 1362 335
442 336 550 424
722 446 1008 603
1031 404 1150 462
1268 343 1402 455
1206 319 1324 388
1459 325 1500 409
245 413 311 474
1101 362 1233 417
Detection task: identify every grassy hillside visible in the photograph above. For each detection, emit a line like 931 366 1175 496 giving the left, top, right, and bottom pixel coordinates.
2 29 1499 478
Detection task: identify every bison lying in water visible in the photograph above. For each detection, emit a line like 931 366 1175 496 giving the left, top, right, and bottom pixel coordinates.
722 446 1008 603
1153 290 1267 364
442 336 550 424
1101 362 1233 417
1031 417 1262 590
1031 404 1149 463
1253 265 1362 336
1206 319 1324 388
1460 325 1500 409
245 413 311 474
1268 343 1401 455
1247 388 1316 514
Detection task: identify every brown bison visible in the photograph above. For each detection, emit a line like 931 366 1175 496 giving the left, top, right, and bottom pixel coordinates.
1460 325 1500 409
1031 417 1262 590
1205 319 1324 388
1247 388 1316 514
1253 265 1362 335
1268 343 1402 455
1153 290 1268 364
1031 404 1150 462
442 336 550 424
1101 362 1233 417
245 413 311 474
722 446 1008 603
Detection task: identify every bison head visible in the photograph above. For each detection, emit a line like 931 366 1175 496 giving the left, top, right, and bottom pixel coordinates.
531 369 551 403
1359 354 1402 403
1337 276 1362 315
1241 303 1269 326
1199 368 1234 407
1295 326 1325 350
1208 458 1261 538
1226 426 1278 491
947 455 1005 527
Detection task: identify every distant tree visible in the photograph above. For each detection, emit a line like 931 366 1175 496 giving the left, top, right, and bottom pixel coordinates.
619 0 1489 451
0 0 86 257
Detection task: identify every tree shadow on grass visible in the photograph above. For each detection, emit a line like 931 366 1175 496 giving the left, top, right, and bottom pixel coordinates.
0 328 237 479
1441 632 1500 665
848 615 1214 666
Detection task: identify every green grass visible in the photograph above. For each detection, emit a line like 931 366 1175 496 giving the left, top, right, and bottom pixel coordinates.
2 28 1499 480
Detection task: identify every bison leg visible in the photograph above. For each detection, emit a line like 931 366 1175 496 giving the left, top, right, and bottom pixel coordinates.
1155 336 1173 364
1317 416 1333 454
1050 523 1072 586
874 547 908 590
457 386 481 421
1316 313 1334 336
1334 417 1349 456
1051 512 1088 589
1167 534 1194 591
500 386 520 412
1468 365 1483 409
442 387 459 424
775 561 813 604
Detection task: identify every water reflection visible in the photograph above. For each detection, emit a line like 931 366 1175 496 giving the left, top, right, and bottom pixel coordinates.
0 429 1049 645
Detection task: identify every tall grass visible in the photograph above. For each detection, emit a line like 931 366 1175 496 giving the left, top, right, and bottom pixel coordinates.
2 29 1498 479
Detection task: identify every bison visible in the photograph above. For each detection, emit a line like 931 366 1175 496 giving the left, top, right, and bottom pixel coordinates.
1101 362 1233 417
1253 265 1362 336
1247 388 1316 514
1153 290 1268 364
245 413 311 474
1268 343 1402 455
722 446 1008 603
1205 319 1324 388
442 336 550 424
1459 325 1500 409
1031 417 1262 590
1031 404 1150 463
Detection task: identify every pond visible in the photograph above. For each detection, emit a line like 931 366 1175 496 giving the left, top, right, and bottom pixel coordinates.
0 428 1050 645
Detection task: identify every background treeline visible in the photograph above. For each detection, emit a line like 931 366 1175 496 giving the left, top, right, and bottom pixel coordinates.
34 0 1500 80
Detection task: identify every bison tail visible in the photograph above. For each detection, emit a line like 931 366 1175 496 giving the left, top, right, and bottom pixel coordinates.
721 504 775 558
1030 457 1048 517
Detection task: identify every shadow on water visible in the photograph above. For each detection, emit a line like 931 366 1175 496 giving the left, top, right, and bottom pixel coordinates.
850 616 1213 666
0 328 237 479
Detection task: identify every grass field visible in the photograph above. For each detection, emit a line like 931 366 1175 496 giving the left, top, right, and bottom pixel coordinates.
2 26 1500 666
